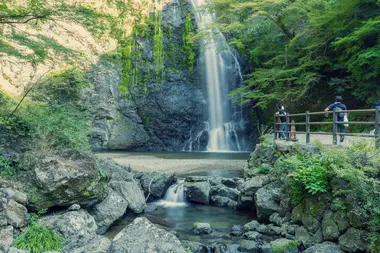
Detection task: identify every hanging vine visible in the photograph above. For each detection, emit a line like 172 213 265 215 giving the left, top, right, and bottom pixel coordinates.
152 1 165 83
182 13 196 72
118 0 197 97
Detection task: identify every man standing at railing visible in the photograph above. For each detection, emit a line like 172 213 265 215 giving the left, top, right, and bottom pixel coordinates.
324 96 347 143
276 105 288 140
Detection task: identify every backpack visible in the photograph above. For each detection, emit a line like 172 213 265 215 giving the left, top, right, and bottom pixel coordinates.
335 106 345 119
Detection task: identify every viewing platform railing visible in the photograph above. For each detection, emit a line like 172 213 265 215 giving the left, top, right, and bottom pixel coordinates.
274 106 380 148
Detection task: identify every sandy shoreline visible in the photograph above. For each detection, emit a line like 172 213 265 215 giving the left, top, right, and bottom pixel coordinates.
95 152 247 177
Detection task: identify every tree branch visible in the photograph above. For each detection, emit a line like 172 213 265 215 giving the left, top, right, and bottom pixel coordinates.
8 68 53 118
145 176 157 201
0 14 51 24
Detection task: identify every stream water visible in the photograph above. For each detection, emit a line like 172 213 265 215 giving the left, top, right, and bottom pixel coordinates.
101 151 253 246
106 203 254 245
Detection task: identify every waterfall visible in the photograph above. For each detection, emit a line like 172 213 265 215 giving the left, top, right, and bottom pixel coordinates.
191 0 245 152
183 122 210 151
156 180 186 207
164 180 185 202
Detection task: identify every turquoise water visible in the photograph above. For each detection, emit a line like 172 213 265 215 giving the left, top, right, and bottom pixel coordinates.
106 203 255 245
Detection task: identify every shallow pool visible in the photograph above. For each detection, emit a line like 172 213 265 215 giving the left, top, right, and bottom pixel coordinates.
106 203 255 245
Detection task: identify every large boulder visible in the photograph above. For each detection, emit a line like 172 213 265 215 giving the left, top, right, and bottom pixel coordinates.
90 189 128 234
291 196 328 234
39 209 98 251
210 195 238 208
185 181 211 204
239 240 260 253
321 210 340 241
269 238 298 253
295 226 311 248
303 242 344 253
134 172 175 200
70 235 111 253
254 181 283 222
0 188 28 229
246 144 276 171
243 220 260 232
4 200 28 228
193 222 212 235
110 181 146 213
239 176 270 208
109 217 186 253
96 158 132 182
338 227 369 252
181 240 209 253
333 211 349 234
0 188 27 206
23 155 107 210
0 226 13 253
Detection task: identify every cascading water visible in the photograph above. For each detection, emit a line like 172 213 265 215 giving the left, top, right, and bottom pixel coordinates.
191 0 246 152
156 180 186 207
164 180 185 202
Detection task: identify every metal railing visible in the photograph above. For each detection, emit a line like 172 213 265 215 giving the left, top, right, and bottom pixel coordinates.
274 106 380 148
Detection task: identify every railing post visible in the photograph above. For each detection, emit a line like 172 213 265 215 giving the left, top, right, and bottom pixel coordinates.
306 111 310 144
375 106 380 149
286 113 290 140
273 113 277 143
333 108 338 145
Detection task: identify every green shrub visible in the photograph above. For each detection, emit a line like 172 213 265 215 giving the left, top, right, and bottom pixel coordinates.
31 68 91 104
18 102 90 151
0 156 19 176
272 153 328 204
97 167 109 182
1 91 90 153
257 164 271 175
292 155 328 195
14 222 64 253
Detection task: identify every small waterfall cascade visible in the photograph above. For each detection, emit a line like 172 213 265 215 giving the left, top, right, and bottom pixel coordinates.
155 180 186 207
191 0 246 152
182 122 210 151
164 179 185 202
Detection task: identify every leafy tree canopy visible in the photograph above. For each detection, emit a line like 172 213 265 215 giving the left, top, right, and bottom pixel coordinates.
208 0 380 110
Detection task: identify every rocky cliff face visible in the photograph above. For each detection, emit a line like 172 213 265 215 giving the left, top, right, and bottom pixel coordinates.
81 60 207 151
81 1 208 151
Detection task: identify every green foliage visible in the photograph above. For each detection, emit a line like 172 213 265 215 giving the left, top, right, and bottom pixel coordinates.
153 8 165 82
97 167 109 182
18 102 90 151
0 156 19 176
118 5 167 97
260 141 379 248
182 13 196 72
32 68 92 104
271 240 298 253
14 222 64 253
291 155 328 195
273 154 328 204
210 0 380 110
14 206 62 253
257 164 271 175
